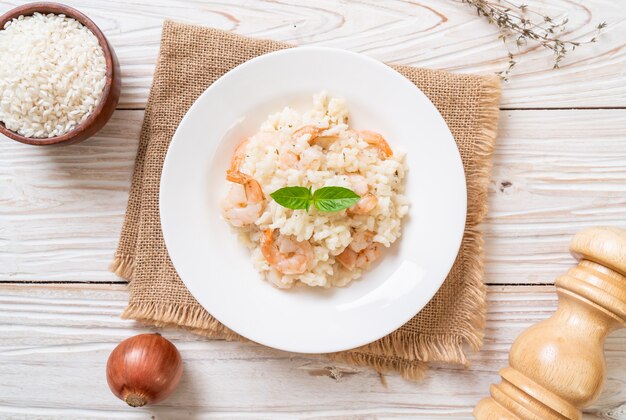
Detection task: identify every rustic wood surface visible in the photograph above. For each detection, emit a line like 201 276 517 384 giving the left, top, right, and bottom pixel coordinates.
1 284 625 419
1 0 625 418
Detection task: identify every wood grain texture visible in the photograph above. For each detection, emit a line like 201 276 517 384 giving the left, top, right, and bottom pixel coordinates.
1 0 624 109
2 109 625 283
0 110 140 282
0 1 625 417
0 283 624 419
485 109 626 285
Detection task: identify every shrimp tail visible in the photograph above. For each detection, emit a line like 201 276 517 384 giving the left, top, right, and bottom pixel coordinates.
293 125 322 143
358 130 393 158
230 140 249 172
347 193 378 215
261 228 274 247
226 170 265 202
261 228 278 264
226 169 244 183
261 229 313 275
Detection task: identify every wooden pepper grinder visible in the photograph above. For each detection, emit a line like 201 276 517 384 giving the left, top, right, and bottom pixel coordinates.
474 226 626 420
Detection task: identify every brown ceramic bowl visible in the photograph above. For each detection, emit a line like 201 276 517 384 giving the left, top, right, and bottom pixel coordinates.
0 2 121 146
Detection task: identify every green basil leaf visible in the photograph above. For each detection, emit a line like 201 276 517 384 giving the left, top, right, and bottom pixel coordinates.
313 186 361 212
270 186 312 210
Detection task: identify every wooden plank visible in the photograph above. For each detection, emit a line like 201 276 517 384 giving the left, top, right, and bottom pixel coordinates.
0 0 624 109
2 109 625 284
0 109 140 282
485 109 626 284
0 283 623 418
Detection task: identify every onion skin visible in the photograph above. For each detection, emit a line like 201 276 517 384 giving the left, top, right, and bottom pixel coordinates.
106 333 183 407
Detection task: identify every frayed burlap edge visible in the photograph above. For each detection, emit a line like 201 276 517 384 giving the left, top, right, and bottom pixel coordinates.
110 253 135 279
121 301 242 342
110 59 501 380
465 75 502 224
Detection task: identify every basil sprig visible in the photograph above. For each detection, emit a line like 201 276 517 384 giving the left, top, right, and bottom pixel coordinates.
269 186 312 211
270 186 360 212
312 186 361 212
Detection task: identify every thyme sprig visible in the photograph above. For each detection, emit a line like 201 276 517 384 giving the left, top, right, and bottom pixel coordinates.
461 0 607 79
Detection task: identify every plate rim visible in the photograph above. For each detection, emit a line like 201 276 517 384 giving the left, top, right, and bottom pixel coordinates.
160 45 467 353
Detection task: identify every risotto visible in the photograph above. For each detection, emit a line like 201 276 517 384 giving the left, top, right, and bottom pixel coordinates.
221 93 409 288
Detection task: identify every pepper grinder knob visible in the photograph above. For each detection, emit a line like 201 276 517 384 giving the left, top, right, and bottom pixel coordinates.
474 227 626 420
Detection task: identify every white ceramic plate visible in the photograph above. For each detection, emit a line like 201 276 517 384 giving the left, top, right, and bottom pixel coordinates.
160 47 466 354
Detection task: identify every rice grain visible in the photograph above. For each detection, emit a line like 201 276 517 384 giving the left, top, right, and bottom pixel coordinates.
0 13 107 138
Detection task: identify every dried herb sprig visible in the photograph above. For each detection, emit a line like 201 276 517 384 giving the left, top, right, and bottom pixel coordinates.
461 0 607 79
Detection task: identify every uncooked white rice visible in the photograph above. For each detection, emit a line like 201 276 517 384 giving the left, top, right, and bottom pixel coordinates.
0 13 107 138
221 93 409 289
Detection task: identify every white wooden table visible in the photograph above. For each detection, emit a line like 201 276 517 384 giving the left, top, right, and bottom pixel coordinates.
1 1 626 418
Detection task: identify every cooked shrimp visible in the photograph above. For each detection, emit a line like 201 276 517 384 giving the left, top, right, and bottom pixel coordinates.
358 130 393 158
292 125 322 142
336 242 381 271
347 175 377 214
261 229 314 275
312 135 339 149
226 170 264 199
278 142 299 169
278 143 325 170
230 139 249 172
221 184 264 227
349 230 374 252
292 125 338 148
221 170 265 227
356 243 381 268
348 192 378 215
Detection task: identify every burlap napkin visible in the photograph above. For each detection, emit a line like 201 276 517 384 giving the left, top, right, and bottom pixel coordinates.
112 20 501 379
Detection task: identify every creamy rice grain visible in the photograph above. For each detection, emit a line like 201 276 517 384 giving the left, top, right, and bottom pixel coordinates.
223 93 409 289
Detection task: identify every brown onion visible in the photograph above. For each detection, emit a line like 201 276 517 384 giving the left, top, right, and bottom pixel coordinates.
106 333 183 407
